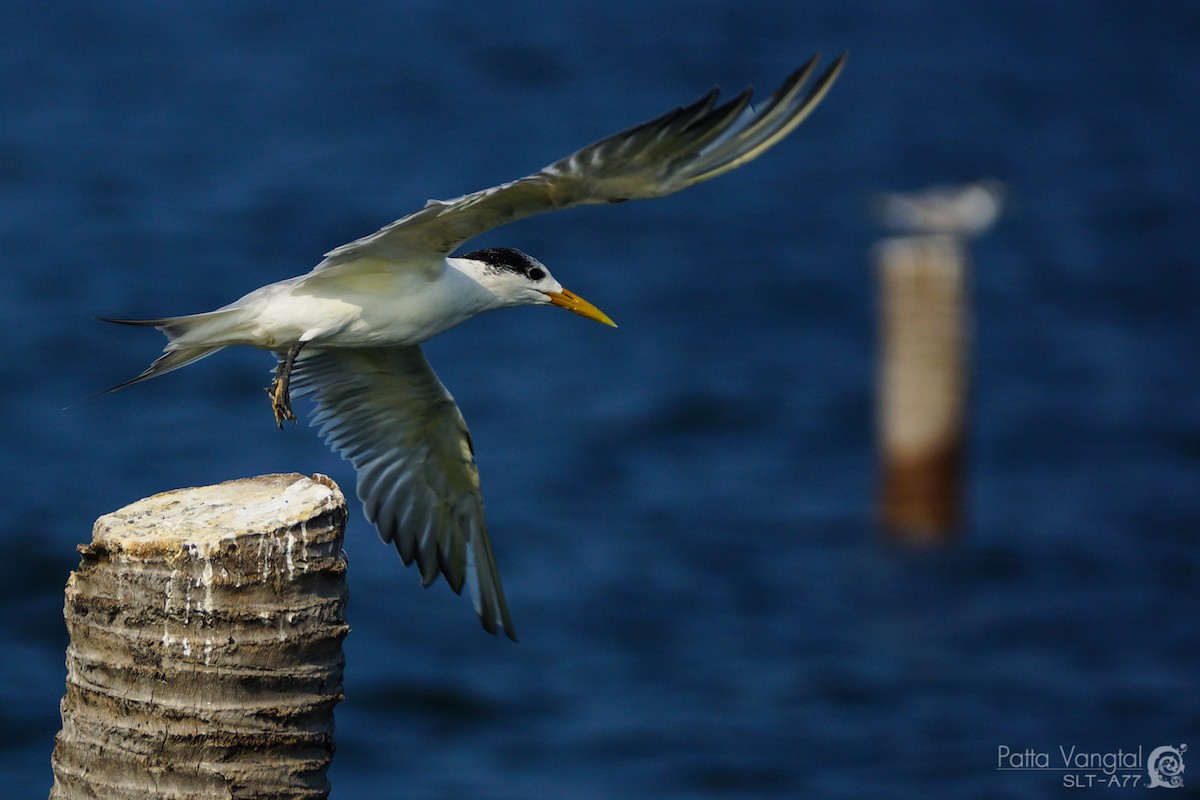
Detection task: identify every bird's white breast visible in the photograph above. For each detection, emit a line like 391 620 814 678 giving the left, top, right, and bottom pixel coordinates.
253 258 502 349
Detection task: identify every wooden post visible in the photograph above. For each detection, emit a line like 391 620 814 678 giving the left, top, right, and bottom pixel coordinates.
875 235 970 541
50 473 349 800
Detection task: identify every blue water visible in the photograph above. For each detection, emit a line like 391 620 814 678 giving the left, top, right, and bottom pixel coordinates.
3 2 1197 798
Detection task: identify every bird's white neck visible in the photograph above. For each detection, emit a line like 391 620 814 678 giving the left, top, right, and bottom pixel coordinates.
391 257 519 341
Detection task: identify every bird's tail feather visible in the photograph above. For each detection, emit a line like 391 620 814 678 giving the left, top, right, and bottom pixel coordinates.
98 310 235 394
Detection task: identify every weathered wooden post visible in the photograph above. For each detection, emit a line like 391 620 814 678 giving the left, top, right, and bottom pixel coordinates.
873 180 1004 542
50 473 349 800
874 235 970 540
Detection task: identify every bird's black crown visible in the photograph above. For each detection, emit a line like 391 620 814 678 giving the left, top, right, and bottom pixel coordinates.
462 247 545 280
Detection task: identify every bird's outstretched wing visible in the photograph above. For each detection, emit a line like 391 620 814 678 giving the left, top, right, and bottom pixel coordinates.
291 346 516 641
316 53 846 272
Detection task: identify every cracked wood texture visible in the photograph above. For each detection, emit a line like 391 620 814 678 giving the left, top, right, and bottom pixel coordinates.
50 473 349 800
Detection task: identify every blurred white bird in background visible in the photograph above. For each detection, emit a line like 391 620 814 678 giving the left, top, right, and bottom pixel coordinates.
873 178 1006 238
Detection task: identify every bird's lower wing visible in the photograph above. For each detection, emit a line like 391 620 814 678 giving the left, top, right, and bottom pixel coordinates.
316 53 845 272
291 345 516 641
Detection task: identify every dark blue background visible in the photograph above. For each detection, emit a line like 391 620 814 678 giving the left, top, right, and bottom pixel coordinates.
3 2 1197 797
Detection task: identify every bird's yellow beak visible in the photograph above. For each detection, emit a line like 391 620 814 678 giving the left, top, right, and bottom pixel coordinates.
544 288 617 328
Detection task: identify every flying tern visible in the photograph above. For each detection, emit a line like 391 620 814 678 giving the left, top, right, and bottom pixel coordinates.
103 53 846 641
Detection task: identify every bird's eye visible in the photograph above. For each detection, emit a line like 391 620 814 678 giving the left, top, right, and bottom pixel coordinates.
527 267 546 281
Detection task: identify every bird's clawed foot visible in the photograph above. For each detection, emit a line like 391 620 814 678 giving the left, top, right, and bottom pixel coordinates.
267 373 296 429
267 340 306 430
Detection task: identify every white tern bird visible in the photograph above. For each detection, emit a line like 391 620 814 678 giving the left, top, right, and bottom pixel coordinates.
103 53 846 641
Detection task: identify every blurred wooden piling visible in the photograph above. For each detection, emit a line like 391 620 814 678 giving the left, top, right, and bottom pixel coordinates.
874 236 970 541
50 473 349 800
872 180 1003 543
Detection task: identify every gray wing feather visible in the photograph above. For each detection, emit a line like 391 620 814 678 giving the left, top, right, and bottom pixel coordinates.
291 346 517 641
316 53 845 271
